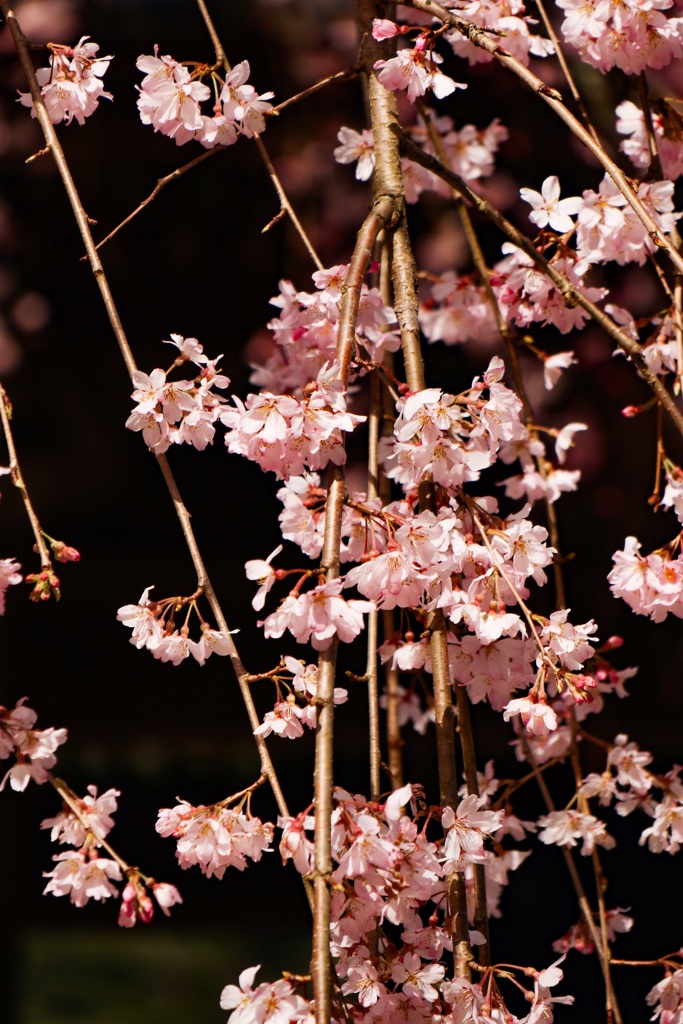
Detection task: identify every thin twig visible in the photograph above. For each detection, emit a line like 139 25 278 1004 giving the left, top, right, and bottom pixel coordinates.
532 0 602 147
0 381 51 568
195 0 324 271
92 149 221 252
273 67 359 114
365 370 382 802
518 731 623 1024
638 72 663 181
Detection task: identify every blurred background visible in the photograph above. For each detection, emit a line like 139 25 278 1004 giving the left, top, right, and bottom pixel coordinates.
0 1 682 1021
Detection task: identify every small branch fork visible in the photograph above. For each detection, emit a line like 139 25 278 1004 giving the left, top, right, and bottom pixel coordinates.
0 0 295 846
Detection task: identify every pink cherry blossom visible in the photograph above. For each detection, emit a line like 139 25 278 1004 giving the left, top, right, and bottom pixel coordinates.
520 176 582 234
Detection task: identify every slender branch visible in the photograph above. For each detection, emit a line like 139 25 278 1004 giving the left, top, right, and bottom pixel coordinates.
638 72 663 181
569 713 620 1024
0 381 51 568
0 0 296 839
92 149 222 252
399 133 683 439
365 370 382 802
532 0 602 148
195 0 324 271
253 135 324 271
406 0 683 279
273 67 359 115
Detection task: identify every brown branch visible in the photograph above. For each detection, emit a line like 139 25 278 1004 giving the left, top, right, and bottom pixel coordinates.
92 149 222 253
0 381 51 568
309 195 400 1024
195 0 324 271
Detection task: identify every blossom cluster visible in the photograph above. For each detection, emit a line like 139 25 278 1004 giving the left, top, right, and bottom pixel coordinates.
222 362 365 481
137 54 273 148
156 798 274 879
125 334 229 454
116 585 235 666
251 264 400 395
217 782 575 1022
252 657 348 738
0 697 66 792
18 37 112 126
556 0 683 73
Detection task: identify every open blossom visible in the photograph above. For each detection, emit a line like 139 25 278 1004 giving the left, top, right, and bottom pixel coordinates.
156 800 274 879
520 176 582 234
259 577 374 650
334 126 375 181
43 849 122 906
442 794 504 870
503 695 558 736
220 966 310 1024
374 42 466 102
19 37 113 125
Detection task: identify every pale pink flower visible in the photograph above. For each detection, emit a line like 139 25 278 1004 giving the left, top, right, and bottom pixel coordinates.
245 544 283 611
43 849 122 906
334 127 375 181
41 784 119 846
0 558 22 615
503 696 558 736
520 176 582 233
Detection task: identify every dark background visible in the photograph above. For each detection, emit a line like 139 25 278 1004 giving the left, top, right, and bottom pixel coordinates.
0 1 681 1021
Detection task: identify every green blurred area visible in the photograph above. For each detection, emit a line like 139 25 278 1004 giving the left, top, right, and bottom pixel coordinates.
17 926 310 1024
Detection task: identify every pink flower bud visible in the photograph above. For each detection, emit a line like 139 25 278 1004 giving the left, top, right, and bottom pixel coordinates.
372 18 399 40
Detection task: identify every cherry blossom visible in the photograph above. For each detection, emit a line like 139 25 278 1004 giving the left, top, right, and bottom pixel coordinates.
19 38 113 126
374 41 466 103
43 849 122 906
0 558 22 615
520 176 582 234
156 800 274 879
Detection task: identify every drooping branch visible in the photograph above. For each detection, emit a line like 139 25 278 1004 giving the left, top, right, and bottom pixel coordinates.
0 381 51 569
0 0 293 830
